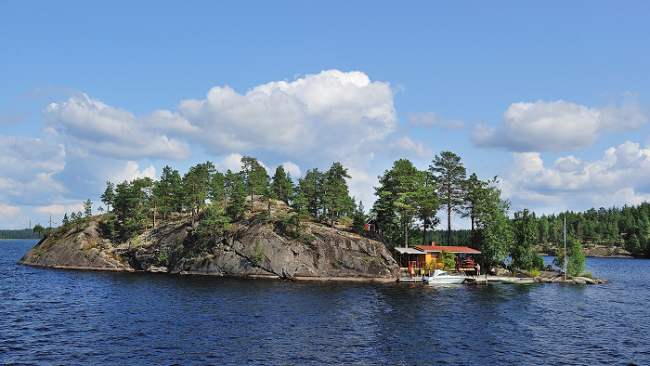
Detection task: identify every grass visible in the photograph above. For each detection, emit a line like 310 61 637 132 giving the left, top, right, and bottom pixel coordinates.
331 257 342 268
581 272 594 279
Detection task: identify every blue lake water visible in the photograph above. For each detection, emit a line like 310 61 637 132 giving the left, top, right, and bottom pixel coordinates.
2 239 650 365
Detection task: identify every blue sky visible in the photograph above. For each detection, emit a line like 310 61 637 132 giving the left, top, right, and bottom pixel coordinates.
2 1 650 229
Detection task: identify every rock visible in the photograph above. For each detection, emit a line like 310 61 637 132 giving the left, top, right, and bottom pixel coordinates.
573 278 586 285
147 266 168 273
18 215 399 282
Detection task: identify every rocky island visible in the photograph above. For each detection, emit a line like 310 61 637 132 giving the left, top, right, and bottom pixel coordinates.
19 199 399 282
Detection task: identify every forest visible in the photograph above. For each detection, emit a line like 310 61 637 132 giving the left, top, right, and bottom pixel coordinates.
46 152 650 276
0 229 40 240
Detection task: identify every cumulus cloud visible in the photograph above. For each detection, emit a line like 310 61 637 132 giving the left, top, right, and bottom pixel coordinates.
382 135 434 159
499 140 650 212
0 135 65 181
0 204 21 216
33 204 66 215
42 94 191 160
215 153 244 173
41 71 396 167
281 161 301 179
407 112 464 131
173 70 397 159
471 99 648 152
112 161 156 183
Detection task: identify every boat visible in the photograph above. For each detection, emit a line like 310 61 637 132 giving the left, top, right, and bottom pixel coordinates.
423 270 467 284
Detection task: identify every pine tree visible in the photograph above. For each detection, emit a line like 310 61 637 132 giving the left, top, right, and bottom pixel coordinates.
322 162 353 228
101 181 115 213
429 151 466 246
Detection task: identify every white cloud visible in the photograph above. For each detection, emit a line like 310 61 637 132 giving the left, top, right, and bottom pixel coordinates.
0 204 20 217
33 204 66 215
407 111 464 131
500 141 650 212
382 135 434 159
281 161 301 179
471 99 648 152
112 161 157 183
0 135 65 181
173 70 397 160
215 153 244 173
42 94 191 160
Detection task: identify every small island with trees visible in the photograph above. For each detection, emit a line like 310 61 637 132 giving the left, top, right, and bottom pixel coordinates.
19 152 629 284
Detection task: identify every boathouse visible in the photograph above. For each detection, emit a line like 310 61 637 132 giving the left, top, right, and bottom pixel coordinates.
393 243 481 276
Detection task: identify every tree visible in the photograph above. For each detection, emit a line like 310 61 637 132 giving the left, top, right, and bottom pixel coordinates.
101 181 115 213
299 168 324 219
473 186 513 269
511 208 537 270
225 170 247 221
429 151 466 246
352 200 367 234
196 205 231 239
84 199 93 219
322 162 354 228
373 159 437 247
240 156 269 203
155 165 182 220
33 224 45 239
270 165 294 204
554 238 585 277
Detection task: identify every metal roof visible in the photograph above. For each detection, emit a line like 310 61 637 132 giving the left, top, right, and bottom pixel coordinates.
393 247 424 255
414 245 481 254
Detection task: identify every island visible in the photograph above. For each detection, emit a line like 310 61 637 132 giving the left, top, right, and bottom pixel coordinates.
19 198 400 282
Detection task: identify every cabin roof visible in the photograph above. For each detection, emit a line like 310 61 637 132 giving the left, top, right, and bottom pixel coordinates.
394 247 424 255
414 245 481 254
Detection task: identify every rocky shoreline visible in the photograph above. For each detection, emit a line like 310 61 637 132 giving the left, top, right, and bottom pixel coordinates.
532 270 611 285
18 203 400 283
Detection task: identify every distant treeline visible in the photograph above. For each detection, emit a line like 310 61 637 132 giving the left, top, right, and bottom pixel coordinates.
0 229 40 240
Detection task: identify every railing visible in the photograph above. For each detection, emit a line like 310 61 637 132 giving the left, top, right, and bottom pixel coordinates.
457 261 478 271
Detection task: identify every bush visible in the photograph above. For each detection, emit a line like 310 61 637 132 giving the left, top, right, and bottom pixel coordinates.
331 257 343 268
252 240 264 265
581 272 593 279
530 251 545 271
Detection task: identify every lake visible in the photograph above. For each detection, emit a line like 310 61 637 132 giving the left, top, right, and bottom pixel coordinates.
2 239 650 365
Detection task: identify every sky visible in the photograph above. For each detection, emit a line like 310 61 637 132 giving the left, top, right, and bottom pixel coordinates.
1 1 650 230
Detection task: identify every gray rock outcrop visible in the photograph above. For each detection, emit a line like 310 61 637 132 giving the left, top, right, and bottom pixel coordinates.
19 214 399 282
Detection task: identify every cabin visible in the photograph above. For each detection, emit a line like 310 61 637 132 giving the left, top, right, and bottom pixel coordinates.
393 242 481 277
364 219 380 234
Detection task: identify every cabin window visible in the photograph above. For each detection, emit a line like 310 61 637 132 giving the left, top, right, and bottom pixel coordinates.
430 253 439 258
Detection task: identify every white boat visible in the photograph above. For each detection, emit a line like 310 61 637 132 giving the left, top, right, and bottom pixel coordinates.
423 270 467 284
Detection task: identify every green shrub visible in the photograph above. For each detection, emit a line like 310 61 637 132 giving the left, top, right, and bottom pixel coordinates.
531 251 545 271
581 272 593 279
252 240 264 265
157 252 169 266
331 257 343 268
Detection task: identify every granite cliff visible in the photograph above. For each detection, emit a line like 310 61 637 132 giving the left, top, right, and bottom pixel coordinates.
19 200 399 282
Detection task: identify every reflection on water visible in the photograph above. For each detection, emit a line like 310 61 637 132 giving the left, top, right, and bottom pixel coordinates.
2 240 650 365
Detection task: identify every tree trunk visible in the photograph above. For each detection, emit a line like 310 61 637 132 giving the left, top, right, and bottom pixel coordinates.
404 222 408 247
422 225 427 246
447 206 452 246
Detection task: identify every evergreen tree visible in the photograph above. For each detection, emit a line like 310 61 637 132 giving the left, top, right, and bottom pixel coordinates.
322 162 353 228
225 170 247 220
270 165 294 204
101 181 115 212
240 156 269 203
299 168 324 219
84 199 93 219
511 208 537 270
429 151 466 246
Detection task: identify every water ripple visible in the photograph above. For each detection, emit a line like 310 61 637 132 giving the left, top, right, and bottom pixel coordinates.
2 240 650 365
